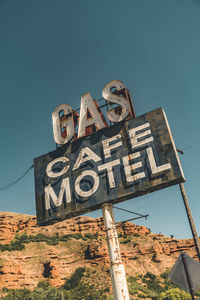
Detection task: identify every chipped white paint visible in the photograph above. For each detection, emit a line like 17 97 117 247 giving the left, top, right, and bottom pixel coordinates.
102 134 122 159
41 108 185 224
102 80 129 123
98 159 120 189
52 104 74 145
45 177 71 210
46 157 69 178
122 152 146 182
52 80 131 144
73 147 101 171
102 204 130 300
147 147 171 176
75 170 99 198
129 122 153 149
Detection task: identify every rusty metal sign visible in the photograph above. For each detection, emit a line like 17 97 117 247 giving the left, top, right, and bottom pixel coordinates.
34 107 185 225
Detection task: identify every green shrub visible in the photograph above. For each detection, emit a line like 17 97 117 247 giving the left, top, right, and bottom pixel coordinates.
0 231 98 252
2 270 192 300
63 267 86 290
71 233 83 240
133 233 140 237
118 233 124 238
1 288 31 299
120 237 132 244
37 281 50 289
152 252 160 262
160 288 191 299
1 287 9 293
145 272 156 281
127 276 137 283
84 233 98 240
0 240 25 252
160 270 169 280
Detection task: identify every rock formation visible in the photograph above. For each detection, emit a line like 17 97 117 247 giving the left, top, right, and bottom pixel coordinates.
0 212 196 290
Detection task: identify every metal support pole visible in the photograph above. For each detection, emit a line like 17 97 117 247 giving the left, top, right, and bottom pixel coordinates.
181 253 195 300
179 183 200 261
102 203 130 300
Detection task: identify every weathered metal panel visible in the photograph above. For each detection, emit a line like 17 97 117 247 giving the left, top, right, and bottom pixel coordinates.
34 107 185 225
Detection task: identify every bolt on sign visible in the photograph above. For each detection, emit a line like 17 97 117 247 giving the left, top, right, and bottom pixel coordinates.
34 81 185 225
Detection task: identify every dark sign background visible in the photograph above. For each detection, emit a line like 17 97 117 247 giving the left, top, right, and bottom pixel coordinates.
34 108 185 225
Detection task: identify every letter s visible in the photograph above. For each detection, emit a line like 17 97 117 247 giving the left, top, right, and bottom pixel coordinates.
102 80 129 122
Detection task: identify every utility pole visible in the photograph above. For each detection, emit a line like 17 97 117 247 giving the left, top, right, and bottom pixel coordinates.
179 182 200 261
102 203 130 300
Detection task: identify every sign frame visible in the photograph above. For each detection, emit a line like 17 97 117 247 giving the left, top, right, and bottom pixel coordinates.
34 107 185 225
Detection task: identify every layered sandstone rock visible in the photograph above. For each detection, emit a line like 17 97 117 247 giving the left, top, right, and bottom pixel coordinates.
0 212 196 290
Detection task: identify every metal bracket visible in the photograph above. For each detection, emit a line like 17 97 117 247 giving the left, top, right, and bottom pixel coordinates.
112 205 149 226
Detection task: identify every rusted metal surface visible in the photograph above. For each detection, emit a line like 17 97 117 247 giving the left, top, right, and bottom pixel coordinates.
34 107 185 225
52 82 135 146
102 204 130 300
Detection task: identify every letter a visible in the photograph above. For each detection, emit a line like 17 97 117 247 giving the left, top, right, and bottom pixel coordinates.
78 93 106 138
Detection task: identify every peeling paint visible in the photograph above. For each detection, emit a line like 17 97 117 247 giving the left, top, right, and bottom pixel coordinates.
34 108 185 225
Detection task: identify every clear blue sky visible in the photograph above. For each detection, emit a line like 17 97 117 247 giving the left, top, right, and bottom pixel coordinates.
0 0 200 239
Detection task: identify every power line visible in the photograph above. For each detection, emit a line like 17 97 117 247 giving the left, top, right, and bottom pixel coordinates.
176 127 200 137
0 165 33 192
182 144 200 151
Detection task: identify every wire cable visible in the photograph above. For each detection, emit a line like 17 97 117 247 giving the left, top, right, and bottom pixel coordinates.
113 205 149 227
0 165 33 191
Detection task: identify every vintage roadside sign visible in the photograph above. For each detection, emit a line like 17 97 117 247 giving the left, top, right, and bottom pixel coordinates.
34 107 185 225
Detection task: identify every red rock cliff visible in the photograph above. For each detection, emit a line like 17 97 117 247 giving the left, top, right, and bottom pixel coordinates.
0 212 196 290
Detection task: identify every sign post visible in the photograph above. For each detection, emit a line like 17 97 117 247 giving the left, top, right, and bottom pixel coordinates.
179 183 200 261
102 203 130 300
